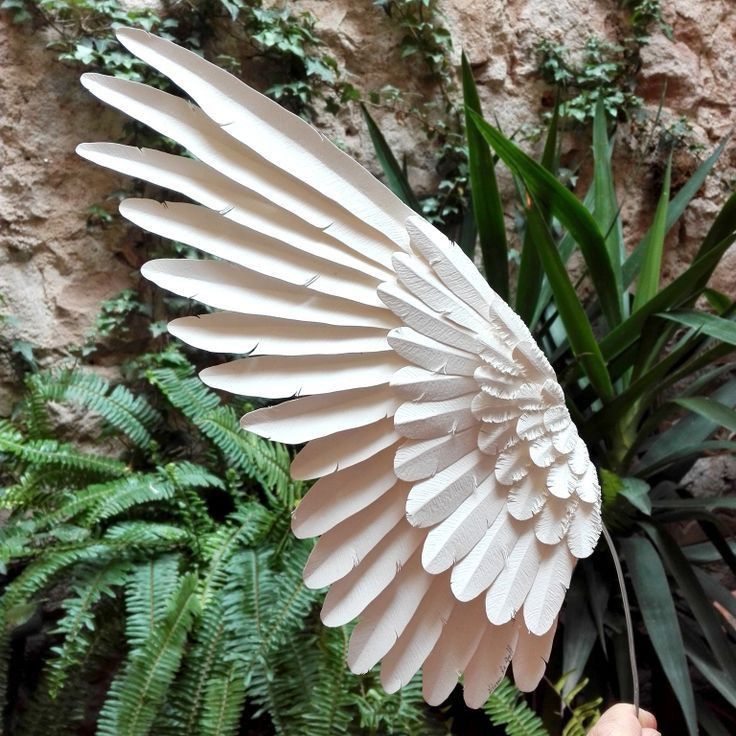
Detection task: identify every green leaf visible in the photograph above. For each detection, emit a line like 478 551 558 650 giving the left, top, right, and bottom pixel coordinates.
637 440 736 478
696 188 736 261
703 287 732 314
684 632 736 710
695 569 736 621
632 153 671 313
618 477 652 515
621 536 697 736
599 233 735 362
361 104 422 212
592 100 623 310
590 330 694 434
641 523 736 688
462 54 508 300
673 396 736 433
683 538 736 564
623 134 731 286
467 109 622 328
561 573 597 696
640 377 736 472
517 100 558 326
457 197 479 259
531 184 597 330
523 197 614 401
483 678 549 736
660 310 736 346
583 562 610 656
697 696 732 736
97 573 201 736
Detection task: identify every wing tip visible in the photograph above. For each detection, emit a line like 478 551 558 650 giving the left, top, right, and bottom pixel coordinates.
114 26 152 49
79 71 105 93
198 364 232 392
166 316 195 344
139 259 167 283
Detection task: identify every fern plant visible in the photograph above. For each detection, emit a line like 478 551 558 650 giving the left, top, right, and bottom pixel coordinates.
1 351 479 735
0 344 571 735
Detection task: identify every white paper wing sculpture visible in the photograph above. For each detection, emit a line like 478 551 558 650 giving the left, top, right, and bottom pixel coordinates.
78 29 602 708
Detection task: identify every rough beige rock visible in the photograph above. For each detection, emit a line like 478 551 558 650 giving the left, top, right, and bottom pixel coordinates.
0 23 136 410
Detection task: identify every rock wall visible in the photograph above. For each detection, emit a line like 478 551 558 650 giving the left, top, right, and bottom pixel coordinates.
1 0 735 411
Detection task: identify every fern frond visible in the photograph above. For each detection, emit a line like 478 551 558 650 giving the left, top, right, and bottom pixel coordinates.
555 676 603 736
162 461 222 538
103 521 189 550
2 466 92 512
0 543 112 617
25 369 160 447
0 517 36 571
484 678 550 736
350 673 446 736
21 375 54 439
157 593 230 736
17 609 124 736
148 367 297 502
221 543 317 679
47 560 132 697
299 626 353 735
125 554 181 651
97 573 200 736
198 505 277 604
0 425 129 479
0 542 112 710
147 367 221 419
162 461 224 492
216 543 319 734
199 406 296 502
200 659 247 736
42 474 172 528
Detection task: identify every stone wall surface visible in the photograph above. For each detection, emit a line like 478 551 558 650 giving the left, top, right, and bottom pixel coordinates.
1 0 735 413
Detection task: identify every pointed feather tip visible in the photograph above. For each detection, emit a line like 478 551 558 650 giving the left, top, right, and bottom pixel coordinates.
166 316 199 345
114 26 153 51
238 412 264 433
289 512 314 541
198 364 238 394
75 142 122 165
522 610 557 638
301 562 332 591
379 671 402 695
79 72 109 94
405 214 447 249
75 142 94 160
319 603 350 629
118 197 156 222
449 575 481 604
139 260 167 286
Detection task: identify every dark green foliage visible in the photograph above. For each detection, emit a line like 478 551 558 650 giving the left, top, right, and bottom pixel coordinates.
461 87 736 735
483 679 549 736
1 352 460 735
537 37 642 124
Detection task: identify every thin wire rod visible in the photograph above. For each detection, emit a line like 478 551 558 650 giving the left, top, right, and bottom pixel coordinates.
601 523 640 715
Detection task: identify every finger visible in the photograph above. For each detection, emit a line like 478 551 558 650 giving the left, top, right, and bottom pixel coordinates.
642 729 661 736
589 705 640 736
637 708 657 729
596 703 640 725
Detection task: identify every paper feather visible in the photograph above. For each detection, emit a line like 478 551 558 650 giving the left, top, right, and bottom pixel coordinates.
78 28 603 707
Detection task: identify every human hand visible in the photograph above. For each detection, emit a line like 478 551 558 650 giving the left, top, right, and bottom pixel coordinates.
588 704 660 736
